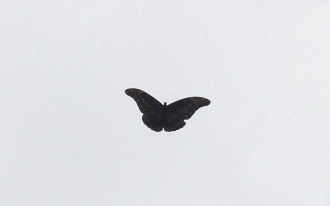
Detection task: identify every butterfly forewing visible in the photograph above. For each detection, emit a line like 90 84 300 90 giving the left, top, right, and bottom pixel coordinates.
168 97 211 120
125 88 163 113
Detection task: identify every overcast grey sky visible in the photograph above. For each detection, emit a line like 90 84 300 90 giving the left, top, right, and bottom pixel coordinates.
1 1 330 205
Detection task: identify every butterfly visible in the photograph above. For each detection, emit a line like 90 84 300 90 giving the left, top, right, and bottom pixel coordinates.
125 88 211 132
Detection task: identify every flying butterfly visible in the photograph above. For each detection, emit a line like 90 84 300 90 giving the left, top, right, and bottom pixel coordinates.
125 88 211 132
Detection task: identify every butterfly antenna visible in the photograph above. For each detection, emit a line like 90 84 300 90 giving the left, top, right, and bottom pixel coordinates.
159 92 175 104
167 93 175 103
158 92 165 103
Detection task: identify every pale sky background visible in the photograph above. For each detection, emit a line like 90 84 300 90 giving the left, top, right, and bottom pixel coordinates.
1 1 330 205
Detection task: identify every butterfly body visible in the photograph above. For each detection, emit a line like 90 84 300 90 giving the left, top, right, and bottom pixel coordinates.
125 88 210 132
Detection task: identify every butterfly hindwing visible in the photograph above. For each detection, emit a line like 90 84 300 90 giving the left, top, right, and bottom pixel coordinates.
142 112 163 132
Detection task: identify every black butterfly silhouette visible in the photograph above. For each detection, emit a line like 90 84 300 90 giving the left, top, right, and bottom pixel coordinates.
125 88 210 132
